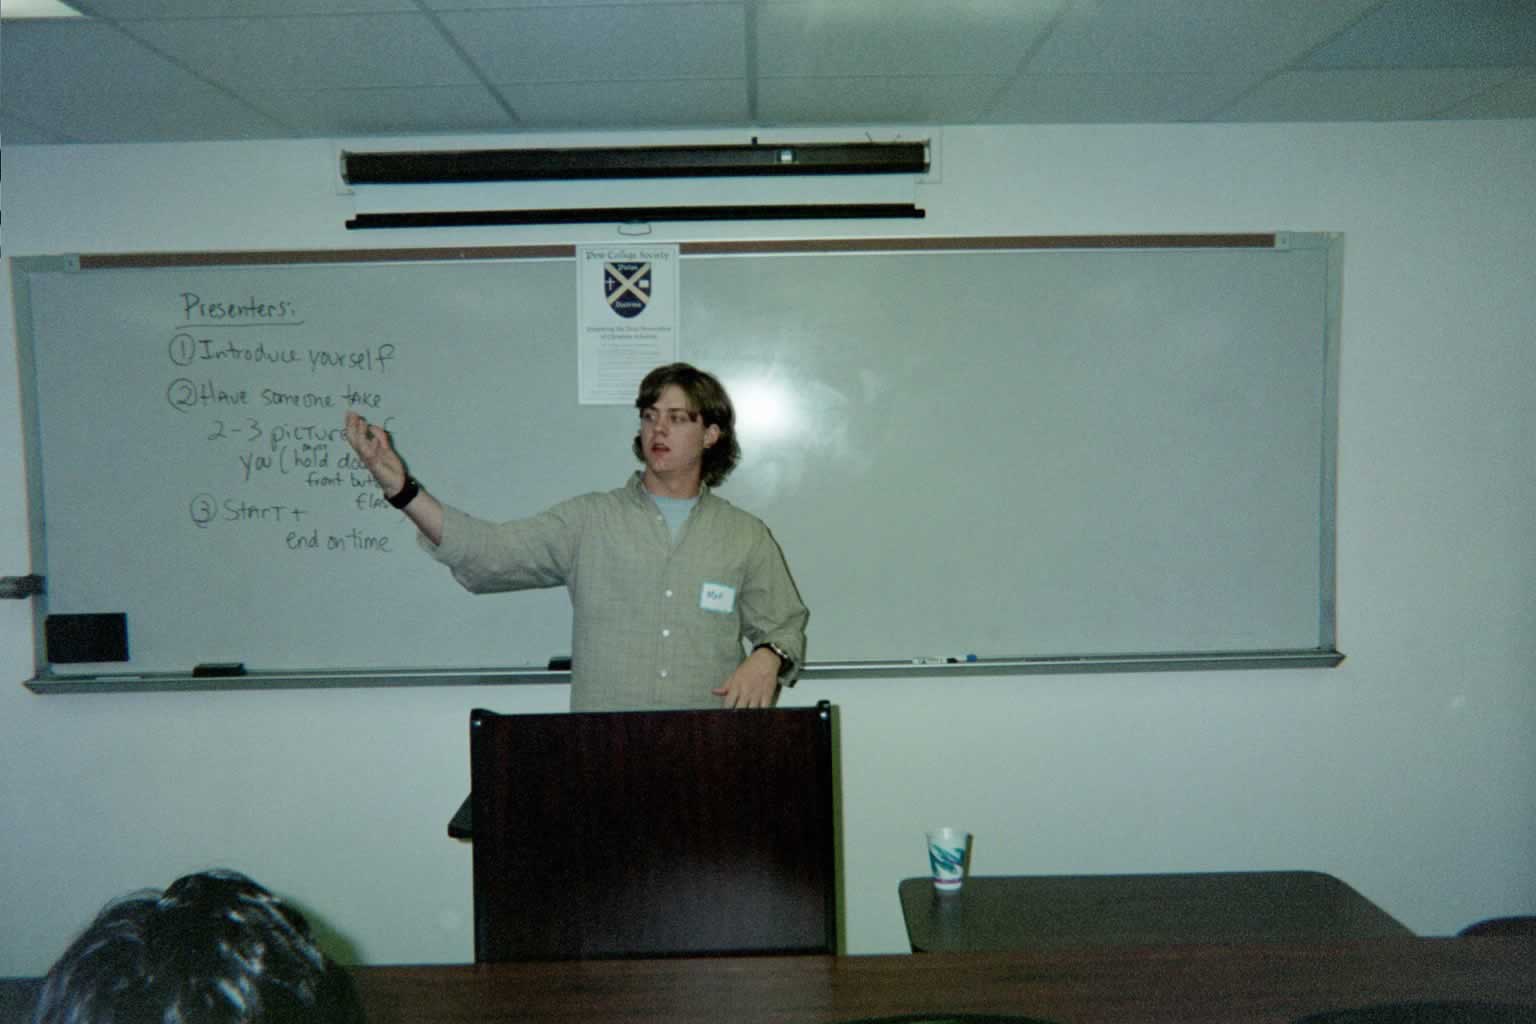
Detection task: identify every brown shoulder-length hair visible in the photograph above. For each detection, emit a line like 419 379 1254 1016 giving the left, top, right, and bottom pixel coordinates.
632 362 741 487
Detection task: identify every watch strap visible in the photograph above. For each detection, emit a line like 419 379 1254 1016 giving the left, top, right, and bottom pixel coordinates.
387 476 420 509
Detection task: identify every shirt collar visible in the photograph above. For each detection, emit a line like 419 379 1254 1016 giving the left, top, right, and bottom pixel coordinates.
628 470 711 504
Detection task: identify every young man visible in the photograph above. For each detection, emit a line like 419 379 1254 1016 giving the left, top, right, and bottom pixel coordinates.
343 363 807 711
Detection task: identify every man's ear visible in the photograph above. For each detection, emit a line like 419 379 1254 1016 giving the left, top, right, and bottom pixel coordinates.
704 423 721 448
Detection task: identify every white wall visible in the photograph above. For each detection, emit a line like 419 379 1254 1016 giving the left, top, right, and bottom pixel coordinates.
3 121 1534 973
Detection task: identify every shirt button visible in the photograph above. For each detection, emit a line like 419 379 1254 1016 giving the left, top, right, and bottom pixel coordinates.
664 589 673 598
662 628 671 638
659 669 669 679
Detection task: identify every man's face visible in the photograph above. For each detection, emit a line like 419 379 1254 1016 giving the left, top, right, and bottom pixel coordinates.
639 384 720 483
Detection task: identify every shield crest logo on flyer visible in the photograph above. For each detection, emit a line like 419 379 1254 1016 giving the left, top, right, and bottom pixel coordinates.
604 261 652 318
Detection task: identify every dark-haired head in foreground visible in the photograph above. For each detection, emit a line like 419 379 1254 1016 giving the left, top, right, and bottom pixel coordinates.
33 869 363 1024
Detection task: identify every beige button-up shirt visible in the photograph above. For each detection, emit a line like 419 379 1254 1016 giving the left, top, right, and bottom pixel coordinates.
422 473 808 710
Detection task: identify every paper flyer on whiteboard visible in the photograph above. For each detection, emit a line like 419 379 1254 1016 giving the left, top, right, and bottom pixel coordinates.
576 244 680 405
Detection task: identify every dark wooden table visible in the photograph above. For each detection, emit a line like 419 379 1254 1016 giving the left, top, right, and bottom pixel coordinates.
6 940 1534 1024
900 872 1415 953
350 941 1532 1024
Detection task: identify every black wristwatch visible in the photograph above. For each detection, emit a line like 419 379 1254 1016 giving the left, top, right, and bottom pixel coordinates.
387 476 420 509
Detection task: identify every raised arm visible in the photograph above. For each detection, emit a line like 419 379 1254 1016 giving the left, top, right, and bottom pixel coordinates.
343 411 445 546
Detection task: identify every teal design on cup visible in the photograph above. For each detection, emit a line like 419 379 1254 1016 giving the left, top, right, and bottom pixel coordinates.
925 827 971 892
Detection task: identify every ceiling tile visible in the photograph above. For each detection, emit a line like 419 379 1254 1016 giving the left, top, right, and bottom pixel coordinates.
0 20 289 143
3 0 1533 146
1028 0 1383 74
1301 0 1536 69
758 75 1004 124
1435 71 1536 118
1216 68 1527 122
496 79 749 128
1 112 72 145
986 72 1262 124
73 0 417 16
246 86 518 137
438 4 744 82
125 13 481 91
420 0 711 7
758 0 1063 77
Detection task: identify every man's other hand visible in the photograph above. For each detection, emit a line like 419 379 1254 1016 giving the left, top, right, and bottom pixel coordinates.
712 647 782 709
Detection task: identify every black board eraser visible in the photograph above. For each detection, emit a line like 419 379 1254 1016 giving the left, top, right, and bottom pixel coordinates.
192 662 246 677
45 613 129 663
547 656 572 671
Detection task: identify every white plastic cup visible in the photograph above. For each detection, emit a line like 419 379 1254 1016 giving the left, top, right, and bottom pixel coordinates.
925 827 971 892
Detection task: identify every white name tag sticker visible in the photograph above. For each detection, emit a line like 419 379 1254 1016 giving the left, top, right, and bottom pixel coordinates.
699 582 736 614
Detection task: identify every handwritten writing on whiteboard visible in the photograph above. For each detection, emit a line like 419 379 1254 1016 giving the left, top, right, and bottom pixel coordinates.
162 292 401 557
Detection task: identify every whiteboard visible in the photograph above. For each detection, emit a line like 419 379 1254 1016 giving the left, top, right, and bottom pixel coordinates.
13 236 1341 684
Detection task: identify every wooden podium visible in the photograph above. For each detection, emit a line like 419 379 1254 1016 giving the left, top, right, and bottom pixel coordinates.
467 702 837 961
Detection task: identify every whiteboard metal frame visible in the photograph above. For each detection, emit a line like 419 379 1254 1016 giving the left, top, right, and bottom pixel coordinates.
13 234 1344 693
25 649 1344 694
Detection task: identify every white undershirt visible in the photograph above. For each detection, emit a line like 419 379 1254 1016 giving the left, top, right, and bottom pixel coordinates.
651 493 698 542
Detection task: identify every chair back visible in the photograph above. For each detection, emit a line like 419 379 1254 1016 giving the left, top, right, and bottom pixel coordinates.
1457 916 1536 939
